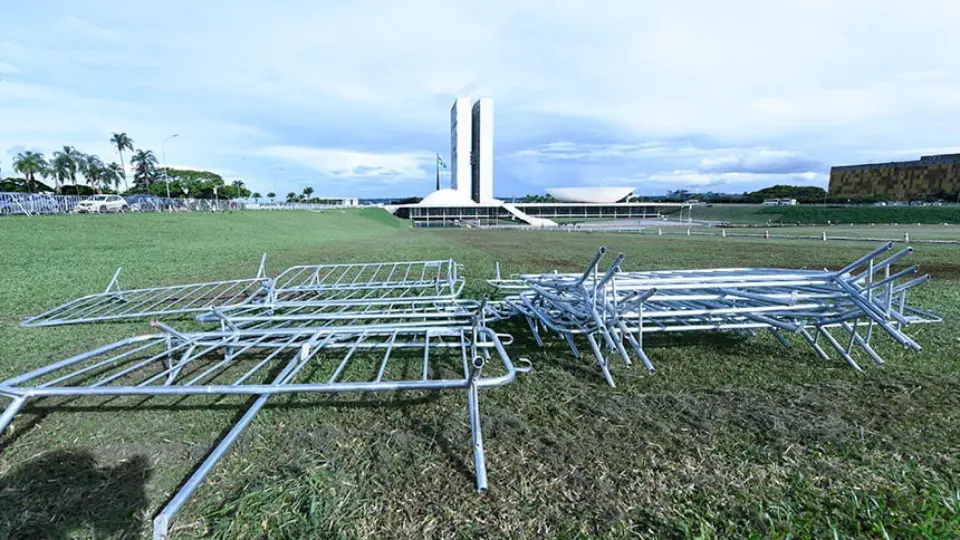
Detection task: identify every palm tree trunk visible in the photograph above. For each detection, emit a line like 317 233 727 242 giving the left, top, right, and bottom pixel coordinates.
119 152 129 192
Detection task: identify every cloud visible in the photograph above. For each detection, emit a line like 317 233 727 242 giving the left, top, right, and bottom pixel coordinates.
627 170 827 191
512 141 821 171
858 145 960 160
698 150 822 175
510 141 694 161
508 140 825 192
257 146 430 181
1 1 960 196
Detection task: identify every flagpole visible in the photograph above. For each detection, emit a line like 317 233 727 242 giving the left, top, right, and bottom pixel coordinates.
434 153 447 191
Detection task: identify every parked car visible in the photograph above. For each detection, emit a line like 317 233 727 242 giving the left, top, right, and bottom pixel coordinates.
77 194 129 213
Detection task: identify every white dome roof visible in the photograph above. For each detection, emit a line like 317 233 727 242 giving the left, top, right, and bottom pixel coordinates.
419 189 475 206
546 186 636 203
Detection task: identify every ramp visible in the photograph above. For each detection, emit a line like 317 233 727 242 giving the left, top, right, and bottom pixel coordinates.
502 203 557 227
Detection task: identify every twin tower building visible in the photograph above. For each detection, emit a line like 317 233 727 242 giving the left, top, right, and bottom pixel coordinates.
450 97 495 203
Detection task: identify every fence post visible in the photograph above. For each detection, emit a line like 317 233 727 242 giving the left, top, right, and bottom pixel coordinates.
822 231 827 241
904 232 909 243
764 230 769 239
721 229 726 237
686 228 691 236
658 228 662 236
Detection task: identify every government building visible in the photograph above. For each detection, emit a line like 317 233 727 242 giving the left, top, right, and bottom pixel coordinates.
829 153 960 200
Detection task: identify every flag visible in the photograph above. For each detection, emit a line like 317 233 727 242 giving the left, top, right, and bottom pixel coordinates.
436 154 447 170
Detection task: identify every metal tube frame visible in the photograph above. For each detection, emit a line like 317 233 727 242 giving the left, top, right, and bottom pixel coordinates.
489 244 939 386
1 319 529 539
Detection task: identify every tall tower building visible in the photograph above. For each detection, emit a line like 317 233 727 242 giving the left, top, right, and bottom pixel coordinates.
449 97 473 199
470 97 494 203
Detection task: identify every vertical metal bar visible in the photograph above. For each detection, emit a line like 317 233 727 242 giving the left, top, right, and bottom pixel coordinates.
526 316 544 347
845 319 859 354
328 333 367 384
465 357 488 494
104 267 124 294
375 331 398 383
563 333 581 359
152 354 300 540
256 253 267 279
421 332 431 381
586 333 616 387
819 327 863 371
769 328 791 349
0 396 28 437
799 327 831 361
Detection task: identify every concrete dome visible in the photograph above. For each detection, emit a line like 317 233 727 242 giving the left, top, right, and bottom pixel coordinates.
419 189 475 206
547 186 636 203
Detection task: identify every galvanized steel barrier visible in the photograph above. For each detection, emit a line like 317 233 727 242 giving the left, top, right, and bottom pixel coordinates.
21 257 462 327
0 244 941 538
487 242 940 386
0 192 356 216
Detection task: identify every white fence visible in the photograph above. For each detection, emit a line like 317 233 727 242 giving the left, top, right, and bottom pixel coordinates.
0 193 353 216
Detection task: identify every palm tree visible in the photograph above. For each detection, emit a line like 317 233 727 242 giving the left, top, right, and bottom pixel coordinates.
105 162 125 192
79 154 105 193
302 187 314 202
232 179 245 197
12 151 48 193
130 149 158 193
110 133 134 191
40 163 56 192
52 146 81 193
286 192 297 202
267 192 276 201
252 192 261 200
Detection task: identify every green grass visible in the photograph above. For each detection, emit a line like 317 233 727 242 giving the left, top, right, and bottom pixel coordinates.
763 225 960 241
684 204 780 224
761 205 960 225
1 210 959 539
684 204 960 225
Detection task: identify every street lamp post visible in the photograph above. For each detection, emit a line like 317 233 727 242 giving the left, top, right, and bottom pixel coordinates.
162 133 179 210
277 167 283 208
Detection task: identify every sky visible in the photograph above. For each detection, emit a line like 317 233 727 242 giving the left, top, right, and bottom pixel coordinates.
2 1 960 199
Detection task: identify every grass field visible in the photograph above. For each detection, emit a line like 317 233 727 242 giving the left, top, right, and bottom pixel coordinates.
682 204 960 226
677 224 960 242
684 204 775 224
1 210 959 539
763 225 960 242
764 205 960 225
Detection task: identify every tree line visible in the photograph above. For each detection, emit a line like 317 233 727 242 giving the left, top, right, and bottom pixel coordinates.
661 185 959 204
1 133 252 199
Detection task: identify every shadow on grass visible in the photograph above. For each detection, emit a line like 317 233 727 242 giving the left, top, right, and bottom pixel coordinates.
14 391 443 417
2 390 450 534
0 449 151 539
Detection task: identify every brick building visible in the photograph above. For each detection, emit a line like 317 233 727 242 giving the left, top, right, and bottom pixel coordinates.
829 153 960 200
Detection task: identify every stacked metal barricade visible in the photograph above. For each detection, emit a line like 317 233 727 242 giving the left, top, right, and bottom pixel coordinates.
488 242 940 386
4 257 528 540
